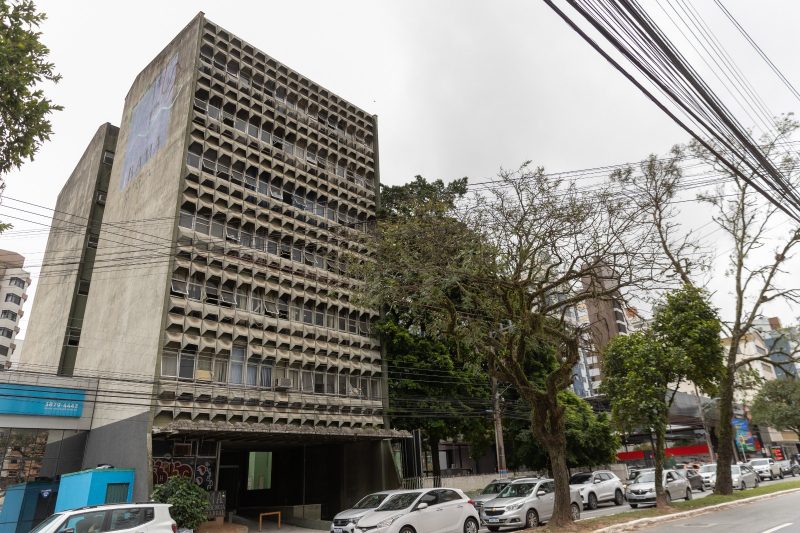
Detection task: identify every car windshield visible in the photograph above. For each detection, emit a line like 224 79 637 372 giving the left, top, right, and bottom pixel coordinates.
637 472 655 483
750 459 769 466
376 492 419 511
569 473 593 485
352 493 389 510
30 514 64 533
700 465 716 473
481 482 507 495
497 482 536 498
731 466 741 475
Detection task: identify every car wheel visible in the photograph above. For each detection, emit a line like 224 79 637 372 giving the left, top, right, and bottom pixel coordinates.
587 492 598 510
685 488 692 501
614 489 624 506
755 478 760 488
399 527 415 533
665 491 672 504
780 471 785 479
463 517 478 533
525 509 540 528
740 481 746 490
629 503 638 509
699 483 706 492
570 502 581 521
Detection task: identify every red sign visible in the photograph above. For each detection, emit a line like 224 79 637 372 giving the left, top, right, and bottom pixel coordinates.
772 447 785 461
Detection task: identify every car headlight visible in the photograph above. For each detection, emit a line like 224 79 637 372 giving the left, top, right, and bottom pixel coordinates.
376 515 403 528
506 502 524 511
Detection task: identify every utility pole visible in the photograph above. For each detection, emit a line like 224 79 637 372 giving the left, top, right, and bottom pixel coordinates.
492 376 508 476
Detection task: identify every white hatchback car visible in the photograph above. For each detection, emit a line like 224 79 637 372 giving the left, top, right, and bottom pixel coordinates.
30 503 176 533
354 488 479 533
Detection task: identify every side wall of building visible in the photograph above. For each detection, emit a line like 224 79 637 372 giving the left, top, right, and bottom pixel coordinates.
19 124 118 371
77 15 203 501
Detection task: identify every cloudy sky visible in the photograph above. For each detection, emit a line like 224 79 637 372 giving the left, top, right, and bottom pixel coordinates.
3 0 800 338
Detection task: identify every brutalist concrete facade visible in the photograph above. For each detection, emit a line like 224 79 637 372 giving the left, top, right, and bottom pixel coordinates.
21 13 400 516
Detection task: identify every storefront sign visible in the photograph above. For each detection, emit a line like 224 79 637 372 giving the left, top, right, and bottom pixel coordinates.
732 418 757 452
0 384 85 417
208 491 226 519
772 447 785 461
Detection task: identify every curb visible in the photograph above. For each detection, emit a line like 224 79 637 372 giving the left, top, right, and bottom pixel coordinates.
592 487 800 532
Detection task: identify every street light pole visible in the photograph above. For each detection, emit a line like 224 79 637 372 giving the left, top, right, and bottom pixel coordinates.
492 376 508 476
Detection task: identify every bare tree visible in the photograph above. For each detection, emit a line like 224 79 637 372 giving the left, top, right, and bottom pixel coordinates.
619 116 800 495
359 166 657 525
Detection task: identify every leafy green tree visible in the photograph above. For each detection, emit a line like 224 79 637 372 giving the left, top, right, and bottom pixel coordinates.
152 476 210 530
603 285 722 507
506 391 619 471
0 0 62 175
751 379 800 440
380 319 490 477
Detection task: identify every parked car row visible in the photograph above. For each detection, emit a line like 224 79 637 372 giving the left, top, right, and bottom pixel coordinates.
331 488 479 533
332 478 583 533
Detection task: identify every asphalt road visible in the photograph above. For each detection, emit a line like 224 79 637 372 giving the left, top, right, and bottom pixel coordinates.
642 489 800 533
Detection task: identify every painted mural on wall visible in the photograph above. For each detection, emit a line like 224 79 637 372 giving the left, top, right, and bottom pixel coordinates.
152 458 214 490
121 53 179 190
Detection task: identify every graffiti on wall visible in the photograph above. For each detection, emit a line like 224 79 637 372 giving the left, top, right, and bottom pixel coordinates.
152 458 214 490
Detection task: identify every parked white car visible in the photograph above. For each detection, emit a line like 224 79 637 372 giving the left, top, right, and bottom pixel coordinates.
748 458 783 480
732 464 760 490
698 463 716 488
30 503 176 533
353 488 479 533
625 469 692 507
480 477 582 530
569 470 625 510
332 491 404 533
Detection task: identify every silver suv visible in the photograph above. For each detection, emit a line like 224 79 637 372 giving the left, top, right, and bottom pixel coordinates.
480 478 581 530
569 470 625 510
30 503 176 533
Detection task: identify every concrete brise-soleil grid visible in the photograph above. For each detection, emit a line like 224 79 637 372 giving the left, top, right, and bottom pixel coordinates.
154 18 385 431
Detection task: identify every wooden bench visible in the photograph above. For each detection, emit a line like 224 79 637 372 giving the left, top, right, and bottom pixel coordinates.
258 511 281 530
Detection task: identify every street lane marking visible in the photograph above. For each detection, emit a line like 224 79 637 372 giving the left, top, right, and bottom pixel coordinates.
760 523 793 533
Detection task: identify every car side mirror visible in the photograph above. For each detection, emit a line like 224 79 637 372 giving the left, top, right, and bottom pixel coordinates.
537 490 547 497
594 479 602 484
416 503 428 511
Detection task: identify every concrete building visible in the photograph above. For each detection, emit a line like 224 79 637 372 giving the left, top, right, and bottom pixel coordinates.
20 13 400 521
0 251 30 368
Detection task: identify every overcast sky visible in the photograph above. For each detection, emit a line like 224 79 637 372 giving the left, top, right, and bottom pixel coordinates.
3 0 800 338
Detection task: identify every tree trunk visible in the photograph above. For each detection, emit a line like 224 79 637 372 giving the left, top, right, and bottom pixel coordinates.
531 398 573 527
654 422 668 507
429 435 442 484
715 359 737 494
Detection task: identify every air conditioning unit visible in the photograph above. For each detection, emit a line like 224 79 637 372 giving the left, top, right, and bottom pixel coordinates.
349 387 362 398
274 378 292 391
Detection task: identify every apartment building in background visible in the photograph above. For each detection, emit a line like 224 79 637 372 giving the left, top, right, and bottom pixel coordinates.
20 13 400 520
0 250 30 368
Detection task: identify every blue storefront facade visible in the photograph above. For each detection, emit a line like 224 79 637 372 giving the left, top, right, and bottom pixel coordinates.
0 374 97 533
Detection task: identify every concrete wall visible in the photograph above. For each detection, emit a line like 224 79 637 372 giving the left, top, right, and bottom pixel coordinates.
72 14 203 501
19 124 118 372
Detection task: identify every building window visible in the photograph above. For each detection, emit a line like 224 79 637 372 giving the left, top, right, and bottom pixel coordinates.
0 310 17 322
4 294 21 305
161 352 178 377
260 365 273 389
78 279 91 295
103 150 115 165
229 346 245 385
9 277 25 289
179 352 195 379
0 328 12 339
